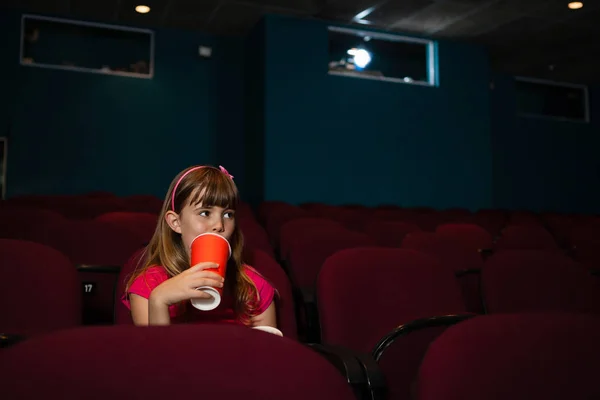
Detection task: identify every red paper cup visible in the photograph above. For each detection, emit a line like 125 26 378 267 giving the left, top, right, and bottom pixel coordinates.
189 233 232 311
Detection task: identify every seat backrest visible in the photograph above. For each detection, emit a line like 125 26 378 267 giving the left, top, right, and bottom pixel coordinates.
365 221 421 248
571 238 600 267
416 313 600 400
318 247 465 354
279 218 346 260
506 211 543 227
402 232 484 272
122 194 164 214
96 212 158 244
55 196 128 219
0 239 81 336
472 210 507 237
238 218 275 258
265 206 314 245
436 223 493 251
258 201 291 225
395 212 442 232
327 207 370 231
402 232 485 313
237 200 254 216
0 208 65 241
288 231 375 288
482 250 600 314
494 226 559 251
28 220 145 325
319 247 467 400
29 219 146 265
542 214 573 247
0 324 356 400
569 224 600 247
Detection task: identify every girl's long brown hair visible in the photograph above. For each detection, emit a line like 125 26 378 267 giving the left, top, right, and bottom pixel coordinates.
126 166 259 324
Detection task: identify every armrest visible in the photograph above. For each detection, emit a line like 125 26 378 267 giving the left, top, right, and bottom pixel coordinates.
308 343 386 400
0 333 26 349
371 314 476 362
298 288 320 343
300 287 315 304
76 264 121 273
352 350 387 400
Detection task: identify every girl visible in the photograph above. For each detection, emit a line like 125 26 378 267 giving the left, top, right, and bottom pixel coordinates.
123 165 277 328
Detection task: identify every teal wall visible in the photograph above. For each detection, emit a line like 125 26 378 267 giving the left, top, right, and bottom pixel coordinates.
491 74 600 213
262 16 493 210
0 10 243 198
1 9 597 213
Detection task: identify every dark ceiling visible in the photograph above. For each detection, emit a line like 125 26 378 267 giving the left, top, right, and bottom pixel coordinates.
3 0 599 83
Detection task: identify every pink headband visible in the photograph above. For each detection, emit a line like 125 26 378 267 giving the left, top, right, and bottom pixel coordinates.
171 165 234 211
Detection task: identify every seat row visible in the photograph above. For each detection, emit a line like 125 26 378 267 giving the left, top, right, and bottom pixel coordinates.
2 314 600 400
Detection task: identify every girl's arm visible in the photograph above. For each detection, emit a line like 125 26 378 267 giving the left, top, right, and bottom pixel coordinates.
129 294 150 326
149 293 172 326
128 262 222 326
130 294 171 326
250 302 277 328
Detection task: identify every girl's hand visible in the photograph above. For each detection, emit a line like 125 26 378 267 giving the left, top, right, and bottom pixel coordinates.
149 262 224 306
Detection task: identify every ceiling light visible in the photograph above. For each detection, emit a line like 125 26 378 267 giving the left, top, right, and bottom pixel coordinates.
135 5 151 14
568 2 583 9
353 7 376 21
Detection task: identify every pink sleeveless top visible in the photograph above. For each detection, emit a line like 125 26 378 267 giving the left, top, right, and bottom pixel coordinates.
122 265 275 325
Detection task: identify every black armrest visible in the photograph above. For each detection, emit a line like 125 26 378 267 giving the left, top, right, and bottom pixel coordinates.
298 288 320 343
455 268 481 278
371 314 476 362
299 287 314 303
308 343 386 400
76 264 121 273
0 333 26 349
352 350 387 400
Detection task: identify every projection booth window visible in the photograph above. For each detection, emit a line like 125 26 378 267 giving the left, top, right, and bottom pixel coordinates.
20 14 154 79
516 77 589 123
328 26 437 86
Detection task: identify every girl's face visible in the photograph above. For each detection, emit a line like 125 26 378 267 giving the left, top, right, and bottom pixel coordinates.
166 196 236 254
